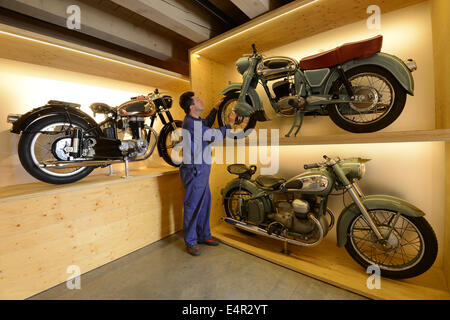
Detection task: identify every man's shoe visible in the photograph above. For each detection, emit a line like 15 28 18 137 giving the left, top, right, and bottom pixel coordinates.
186 244 201 256
198 239 219 246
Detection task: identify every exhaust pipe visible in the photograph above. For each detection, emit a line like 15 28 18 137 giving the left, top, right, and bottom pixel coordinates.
222 215 324 247
39 127 159 169
39 159 125 168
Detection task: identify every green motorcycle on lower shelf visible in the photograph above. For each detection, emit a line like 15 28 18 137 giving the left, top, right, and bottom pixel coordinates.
221 156 438 279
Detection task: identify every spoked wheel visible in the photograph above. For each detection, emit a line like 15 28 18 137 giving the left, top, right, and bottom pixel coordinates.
157 120 183 167
18 115 95 184
218 92 257 139
328 65 407 133
224 188 255 235
345 210 438 279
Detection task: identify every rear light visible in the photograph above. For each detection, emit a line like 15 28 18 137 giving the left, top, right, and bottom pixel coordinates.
7 114 21 124
404 59 417 72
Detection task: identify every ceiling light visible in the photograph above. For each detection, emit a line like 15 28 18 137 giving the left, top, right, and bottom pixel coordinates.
0 30 190 83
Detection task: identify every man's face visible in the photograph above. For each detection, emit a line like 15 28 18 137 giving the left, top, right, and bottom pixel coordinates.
190 95 205 113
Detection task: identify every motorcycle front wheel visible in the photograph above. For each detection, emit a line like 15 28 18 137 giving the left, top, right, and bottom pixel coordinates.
328 65 407 133
345 209 438 279
157 120 183 167
18 114 95 184
217 92 257 138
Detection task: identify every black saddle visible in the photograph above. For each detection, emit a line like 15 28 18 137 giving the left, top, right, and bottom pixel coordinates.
90 102 113 114
255 175 286 189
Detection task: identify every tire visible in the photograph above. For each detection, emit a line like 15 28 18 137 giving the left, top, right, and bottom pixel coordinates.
328 65 407 133
345 210 438 279
18 114 95 184
157 120 183 167
218 92 257 138
224 187 255 236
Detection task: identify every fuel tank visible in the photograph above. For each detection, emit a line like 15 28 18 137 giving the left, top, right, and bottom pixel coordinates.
281 169 334 195
118 97 156 117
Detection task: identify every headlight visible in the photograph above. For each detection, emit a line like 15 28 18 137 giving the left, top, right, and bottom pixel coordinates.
236 57 250 75
358 163 366 179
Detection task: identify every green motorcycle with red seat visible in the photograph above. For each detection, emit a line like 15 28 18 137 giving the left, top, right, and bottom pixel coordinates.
217 35 417 137
221 156 438 279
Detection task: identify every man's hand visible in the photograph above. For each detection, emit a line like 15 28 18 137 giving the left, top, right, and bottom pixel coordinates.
228 111 237 126
213 98 224 110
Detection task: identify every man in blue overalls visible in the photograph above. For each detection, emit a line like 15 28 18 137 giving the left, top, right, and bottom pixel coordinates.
179 91 236 256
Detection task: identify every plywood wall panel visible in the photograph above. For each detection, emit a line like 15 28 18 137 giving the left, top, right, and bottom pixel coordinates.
0 172 184 299
430 0 450 291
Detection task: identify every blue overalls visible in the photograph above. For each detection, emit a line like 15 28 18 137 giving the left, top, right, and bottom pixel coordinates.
179 108 230 247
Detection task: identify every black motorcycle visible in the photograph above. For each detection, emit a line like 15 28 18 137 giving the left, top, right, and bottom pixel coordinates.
7 89 183 184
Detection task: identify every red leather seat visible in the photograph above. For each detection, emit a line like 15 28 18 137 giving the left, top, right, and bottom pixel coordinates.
299 35 383 70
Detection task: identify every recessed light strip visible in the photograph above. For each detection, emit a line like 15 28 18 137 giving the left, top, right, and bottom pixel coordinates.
0 30 190 83
193 0 319 55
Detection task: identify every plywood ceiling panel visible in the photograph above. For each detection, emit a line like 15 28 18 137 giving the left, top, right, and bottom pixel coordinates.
192 0 426 64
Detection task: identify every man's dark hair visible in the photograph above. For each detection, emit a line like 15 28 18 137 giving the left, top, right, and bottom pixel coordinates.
179 91 195 114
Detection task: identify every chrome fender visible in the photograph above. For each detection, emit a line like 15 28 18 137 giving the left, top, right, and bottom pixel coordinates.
336 195 425 247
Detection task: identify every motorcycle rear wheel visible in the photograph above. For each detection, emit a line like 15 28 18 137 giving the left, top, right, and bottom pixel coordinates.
224 187 255 235
328 65 407 133
18 114 95 184
345 210 438 279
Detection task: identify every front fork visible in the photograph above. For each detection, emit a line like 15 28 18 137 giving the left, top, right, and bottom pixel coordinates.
346 180 384 241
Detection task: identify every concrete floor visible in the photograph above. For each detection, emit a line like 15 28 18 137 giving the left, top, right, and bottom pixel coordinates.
29 232 367 300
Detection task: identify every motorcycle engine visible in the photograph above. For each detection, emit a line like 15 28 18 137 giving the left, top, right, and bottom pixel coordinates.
116 116 149 157
85 116 149 159
272 80 306 115
268 197 329 238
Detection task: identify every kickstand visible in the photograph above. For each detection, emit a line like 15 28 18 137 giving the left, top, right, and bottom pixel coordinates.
121 159 131 179
108 165 115 176
285 110 304 137
281 230 290 255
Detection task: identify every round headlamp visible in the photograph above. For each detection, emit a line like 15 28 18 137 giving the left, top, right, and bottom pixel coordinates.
358 162 366 179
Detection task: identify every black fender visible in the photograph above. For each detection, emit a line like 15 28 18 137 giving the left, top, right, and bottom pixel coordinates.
221 178 273 215
11 102 101 135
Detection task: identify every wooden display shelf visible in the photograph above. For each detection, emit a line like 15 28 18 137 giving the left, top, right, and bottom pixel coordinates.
0 165 179 203
229 128 450 146
0 24 190 91
212 223 450 300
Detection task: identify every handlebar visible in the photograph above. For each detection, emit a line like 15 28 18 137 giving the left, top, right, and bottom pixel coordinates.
304 163 321 170
303 155 337 170
251 43 258 56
